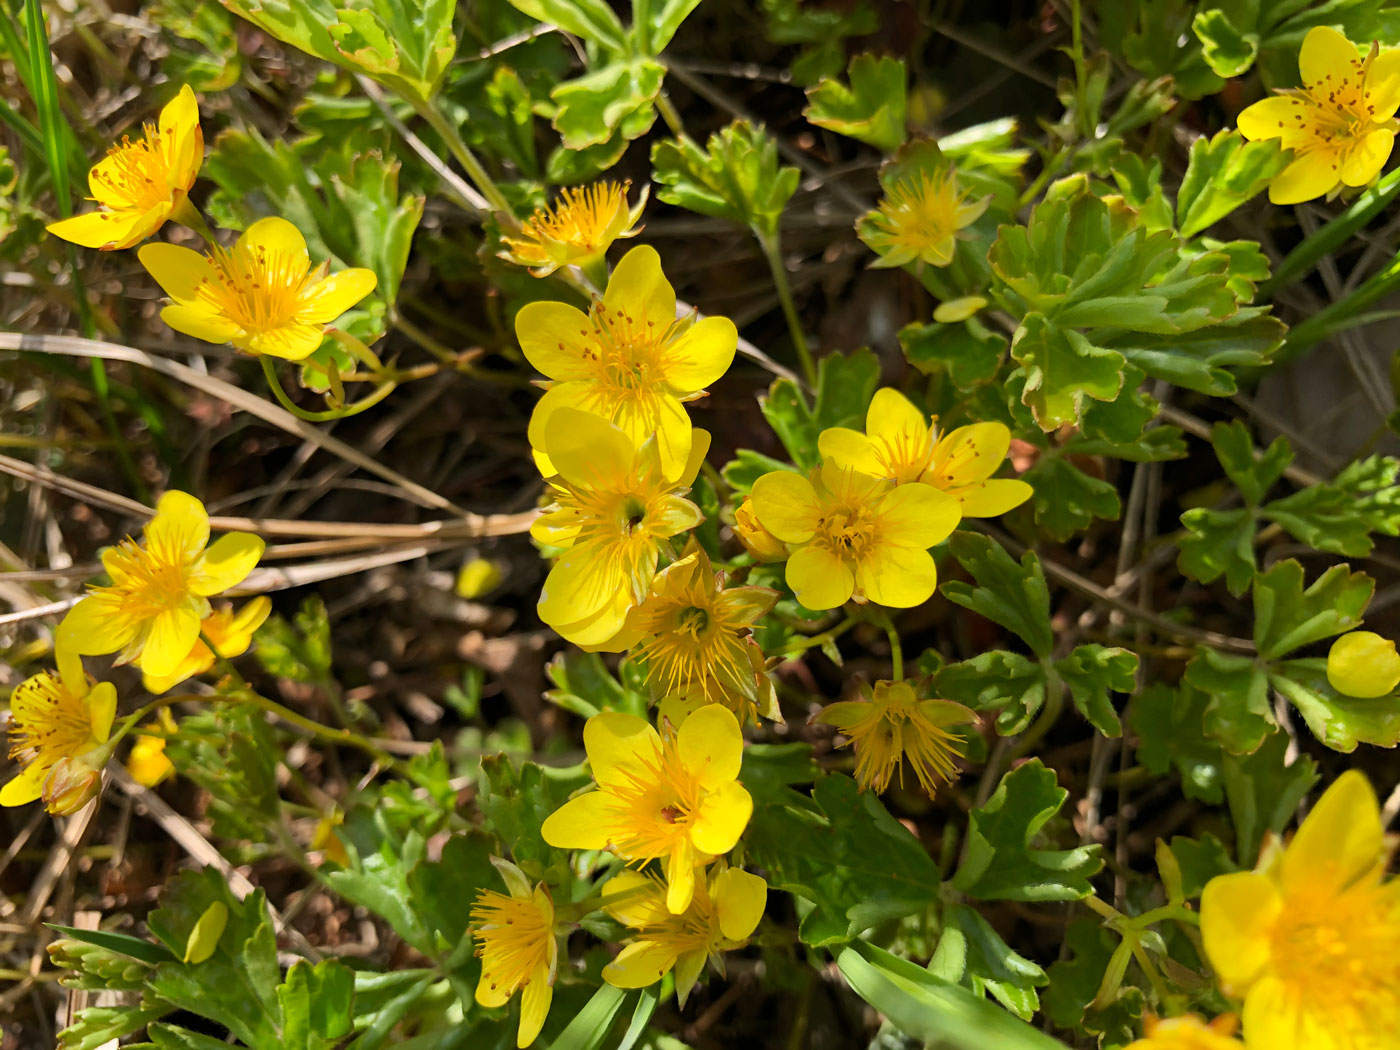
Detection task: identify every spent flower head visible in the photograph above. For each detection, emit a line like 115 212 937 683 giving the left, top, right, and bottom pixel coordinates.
1 649 116 815
541 706 752 915
58 491 265 679
819 387 1031 517
859 167 989 268
500 180 646 278
814 680 975 796
516 245 737 479
471 857 558 1048
139 217 377 361
1237 26 1400 203
48 86 202 250
601 866 766 1005
749 462 960 610
1200 770 1400 1050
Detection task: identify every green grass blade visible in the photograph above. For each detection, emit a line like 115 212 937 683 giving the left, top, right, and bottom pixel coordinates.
23 0 71 215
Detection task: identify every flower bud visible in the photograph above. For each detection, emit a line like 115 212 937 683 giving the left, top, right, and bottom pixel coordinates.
732 497 787 562
1326 630 1400 698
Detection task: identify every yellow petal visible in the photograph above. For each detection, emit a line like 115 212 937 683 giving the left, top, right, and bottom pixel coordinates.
1326 630 1400 697
182 901 228 963
58 595 133 656
935 422 1012 485
158 84 202 183
818 427 884 477
602 940 677 989
612 391 692 482
932 296 987 324
855 545 938 608
665 841 698 914
190 532 264 595
1341 128 1394 186
664 315 738 391
785 544 855 610
604 245 675 330
240 215 310 269
602 871 669 927
527 381 612 465
244 323 325 361
538 546 627 626
865 388 927 447
749 471 821 543
1269 153 1340 205
544 407 636 491
552 588 636 647
225 596 274 652
515 301 597 381
159 304 242 345
147 490 211 561
540 790 613 849
55 644 86 699
584 711 662 787
49 205 166 250
677 704 744 791
0 766 46 807
952 478 1032 518
127 735 174 787
517 962 553 1047
139 243 222 303
1366 49 1400 118
139 606 204 678
678 427 711 488
297 268 378 324
1299 25 1361 90
88 682 118 742
1282 769 1382 896
1236 96 1310 144
713 867 767 941
689 780 753 856
1199 871 1282 990
475 969 512 1008
1240 976 1311 1050
876 482 961 549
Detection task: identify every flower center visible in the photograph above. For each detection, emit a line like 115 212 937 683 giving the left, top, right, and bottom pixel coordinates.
585 303 679 397
471 890 552 996
100 538 196 619
530 183 625 249
7 673 95 769
92 125 176 212
604 735 704 860
814 503 878 562
873 427 935 484
879 173 965 249
196 243 316 334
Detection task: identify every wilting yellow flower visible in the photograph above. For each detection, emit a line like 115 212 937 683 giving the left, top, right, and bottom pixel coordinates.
141 597 271 694
1237 26 1400 204
819 388 1031 517
472 857 558 1048
602 866 766 1004
1326 630 1400 698
542 706 752 915
58 491 265 679
749 463 960 610
138 217 377 360
814 680 974 796
732 496 788 562
858 168 989 268
47 85 202 251
1200 770 1400 1050
532 409 708 646
127 734 173 788
1 648 116 814
517 245 737 478
1127 1015 1243 1050
500 180 647 278
605 544 778 726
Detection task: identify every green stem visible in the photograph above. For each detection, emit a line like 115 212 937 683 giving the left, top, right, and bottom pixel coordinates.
261 356 397 421
779 614 859 658
875 610 904 681
412 99 515 223
655 89 686 140
757 231 816 387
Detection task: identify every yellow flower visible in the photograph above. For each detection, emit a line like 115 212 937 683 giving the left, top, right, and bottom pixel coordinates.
541 706 752 915
47 85 202 250
748 463 960 610
58 491 265 679
731 496 788 562
138 217 377 360
604 544 779 726
500 180 647 278
819 387 1032 517
516 245 737 479
472 857 558 1048
532 408 708 646
127 734 173 788
1325 630 1400 698
601 865 766 1005
1127 1014 1243 1050
858 167 989 268
140 597 272 694
1237 26 1400 204
1 648 116 815
813 680 974 796
1200 770 1400 1050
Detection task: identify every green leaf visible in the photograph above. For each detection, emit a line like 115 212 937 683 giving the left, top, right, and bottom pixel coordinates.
508 0 627 52
720 448 795 493
58 1005 174 1050
277 959 355 1049
745 772 941 946
548 984 629 1050
253 594 333 684
937 903 1048 1020
941 533 1053 658
1183 647 1274 755
1176 131 1289 236
1252 559 1373 661
835 941 1071 1050
551 59 664 150
952 760 1102 902
935 651 1048 735
1264 484 1376 557
901 317 1007 389
651 120 800 237
478 754 590 873
1053 643 1135 736
1010 313 1125 431
46 924 176 966
1022 455 1122 541
405 831 499 951
1114 312 1284 396
804 53 907 152
1192 9 1260 78
1221 732 1318 866
1129 683 1224 804
1041 917 1144 1045
1177 506 1257 596
757 349 879 469
1167 833 1236 898
1210 421 1291 507
642 0 703 53
545 650 649 719
148 1025 247 1050
1270 658 1400 752
325 804 433 954
163 703 282 843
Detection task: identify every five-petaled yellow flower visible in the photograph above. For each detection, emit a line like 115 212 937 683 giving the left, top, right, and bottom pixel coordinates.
141 597 272 694
1237 26 1400 204
139 216 377 360
532 408 708 646
1200 770 1400 1050
1 648 116 815
814 680 975 796
604 543 779 726
516 245 737 479
541 706 752 915
471 857 558 1048
47 85 203 251
58 491 265 679
749 463 960 610
601 866 766 1004
500 180 647 279
819 387 1031 517
858 167 989 268
1325 630 1400 698
1126 1014 1244 1050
